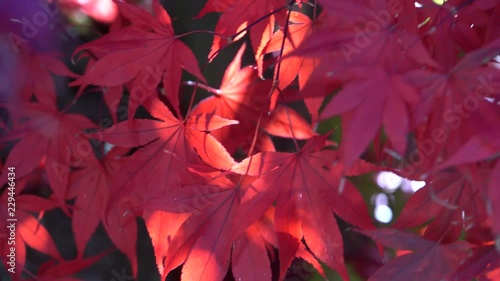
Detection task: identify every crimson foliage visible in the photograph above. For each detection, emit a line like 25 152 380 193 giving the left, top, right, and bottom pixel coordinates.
1 0 500 280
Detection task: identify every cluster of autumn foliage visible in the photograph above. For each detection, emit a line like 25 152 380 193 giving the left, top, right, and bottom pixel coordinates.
1 0 500 280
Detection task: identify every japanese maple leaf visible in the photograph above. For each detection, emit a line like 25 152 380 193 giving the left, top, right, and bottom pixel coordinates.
319 67 420 169
192 44 314 154
263 10 329 121
143 209 190 276
429 132 500 243
72 56 124 123
231 134 377 280
416 0 495 67
88 95 239 277
0 102 95 210
292 1 438 121
432 139 500 240
71 0 206 116
297 0 437 68
448 245 500 281
232 206 328 281
140 172 276 281
291 0 437 103
391 88 496 178
31 249 112 281
231 224 273 281
90 97 237 232
264 11 323 91
437 136 500 171
358 229 471 281
93 96 238 172
406 37 500 130
1 193 62 280
207 0 287 68
13 47 78 108
393 166 490 244
66 146 140 275
196 0 237 18
316 0 373 23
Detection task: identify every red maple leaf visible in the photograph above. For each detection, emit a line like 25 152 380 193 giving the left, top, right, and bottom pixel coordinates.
66 145 140 275
3 0 500 280
264 11 325 91
91 98 237 212
393 166 490 244
92 97 237 172
71 0 206 116
207 0 288 69
358 228 472 281
1 192 62 279
291 0 437 98
140 172 276 281
231 134 378 280
448 245 500 281
197 0 237 18
320 67 420 169
88 97 238 273
12 47 78 108
32 249 111 281
0 102 95 210
263 11 328 121
192 44 314 154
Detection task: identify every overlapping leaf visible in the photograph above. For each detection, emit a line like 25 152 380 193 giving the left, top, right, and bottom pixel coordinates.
71 0 206 116
359 228 471 281
192 44 314 154
141 173 276 281
0 102 94 210
232 134 377 280
393 167 490 244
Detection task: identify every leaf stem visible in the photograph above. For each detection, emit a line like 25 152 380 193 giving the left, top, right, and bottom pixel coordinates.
182 81 222 95
237 108 264 185
175 30 231 41
274 5 293 86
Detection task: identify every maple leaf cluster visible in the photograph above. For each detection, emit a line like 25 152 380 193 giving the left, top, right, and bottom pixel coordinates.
1 0 500 280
